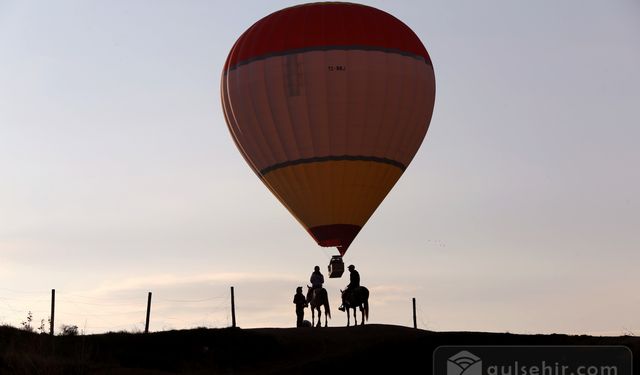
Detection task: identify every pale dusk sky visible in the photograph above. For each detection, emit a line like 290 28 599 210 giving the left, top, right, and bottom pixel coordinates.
0 1 639 334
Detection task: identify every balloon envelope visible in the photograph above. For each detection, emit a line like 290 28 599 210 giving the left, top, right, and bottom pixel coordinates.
221 3 436 256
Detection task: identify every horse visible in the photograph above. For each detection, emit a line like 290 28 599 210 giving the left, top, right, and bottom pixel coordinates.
306 285 331 327
341 286 369 326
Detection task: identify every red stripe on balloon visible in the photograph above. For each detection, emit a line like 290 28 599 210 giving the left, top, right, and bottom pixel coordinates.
308 224 362 256
224 3 431 71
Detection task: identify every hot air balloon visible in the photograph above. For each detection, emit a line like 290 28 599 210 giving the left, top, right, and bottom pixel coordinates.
221 2 435 276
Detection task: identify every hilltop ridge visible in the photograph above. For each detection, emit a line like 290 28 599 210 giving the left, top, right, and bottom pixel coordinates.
1 324 638 374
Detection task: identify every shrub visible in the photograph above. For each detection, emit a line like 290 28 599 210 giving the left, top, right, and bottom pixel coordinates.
60 324 79 336
20 311 34 332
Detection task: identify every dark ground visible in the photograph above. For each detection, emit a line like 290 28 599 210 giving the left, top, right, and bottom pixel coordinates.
0 324 637 374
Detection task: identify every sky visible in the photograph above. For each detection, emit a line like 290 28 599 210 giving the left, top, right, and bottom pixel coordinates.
0 0 639 335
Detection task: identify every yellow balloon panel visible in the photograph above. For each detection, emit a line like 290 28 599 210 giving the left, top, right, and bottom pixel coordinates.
263 160 403 229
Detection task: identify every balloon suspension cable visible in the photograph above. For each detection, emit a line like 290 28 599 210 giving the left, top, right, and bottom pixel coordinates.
319 246 334 260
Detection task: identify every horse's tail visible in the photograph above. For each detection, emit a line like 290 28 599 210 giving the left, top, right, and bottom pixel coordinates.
363 287 369 321
321 288 331 319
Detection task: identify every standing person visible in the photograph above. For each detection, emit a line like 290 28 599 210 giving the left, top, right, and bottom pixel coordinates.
293 286 307 327
310 265 324 290
339 264 360 311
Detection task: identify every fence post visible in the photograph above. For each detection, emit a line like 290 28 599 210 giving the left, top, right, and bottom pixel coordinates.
145 292 152 334
412 297 417 329
50 289 55 336
231 286 236 328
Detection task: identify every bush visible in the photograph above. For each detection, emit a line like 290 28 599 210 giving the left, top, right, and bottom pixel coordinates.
60 324 79 336
20 311 34 332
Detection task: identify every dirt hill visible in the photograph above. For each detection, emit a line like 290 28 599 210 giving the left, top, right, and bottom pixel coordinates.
1 324 638 374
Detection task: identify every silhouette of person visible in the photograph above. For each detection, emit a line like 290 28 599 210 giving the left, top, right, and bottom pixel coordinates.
347 264 360 289
310 265 324 290
293 286 307 327
340 264 360 311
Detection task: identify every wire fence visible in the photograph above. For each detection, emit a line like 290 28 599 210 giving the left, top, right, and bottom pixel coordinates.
0 286 430 334
0 287 232 335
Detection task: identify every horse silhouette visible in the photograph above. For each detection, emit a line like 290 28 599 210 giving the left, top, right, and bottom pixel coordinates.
306 285 331 327
341 286 369 326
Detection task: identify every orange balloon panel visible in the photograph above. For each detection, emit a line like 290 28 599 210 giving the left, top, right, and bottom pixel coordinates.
263 161 404 254
221 3 436 256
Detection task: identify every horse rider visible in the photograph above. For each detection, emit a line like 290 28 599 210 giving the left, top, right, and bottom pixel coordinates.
339 264 360 311
310 265 325 290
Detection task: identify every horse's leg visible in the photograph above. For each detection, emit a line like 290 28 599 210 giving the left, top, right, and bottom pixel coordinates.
360 306 365 325
324 308 328 328
353 308 357 326
311 306 315 327
346 307 350 327
315 307 321 327
324 307 329 327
